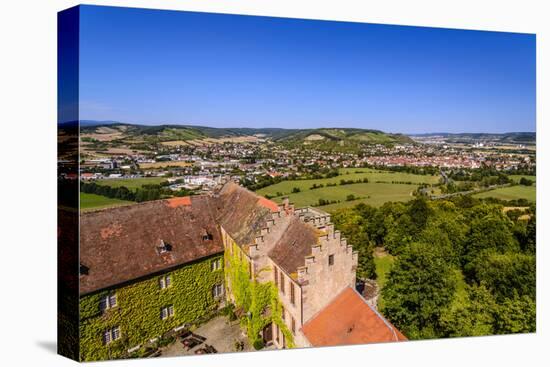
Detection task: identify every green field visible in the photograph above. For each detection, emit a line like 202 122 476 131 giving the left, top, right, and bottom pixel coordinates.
80 193 134 210
508 175 536 184
374 253 395 290
374 251 395 310
256 169 438 212
472 185 536 202
96 177 168 190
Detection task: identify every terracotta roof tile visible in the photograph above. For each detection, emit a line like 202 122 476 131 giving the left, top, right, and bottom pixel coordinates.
302 287 407 347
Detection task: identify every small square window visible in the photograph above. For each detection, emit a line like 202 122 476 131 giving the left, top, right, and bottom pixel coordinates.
159 275 171 289
99 293 117 312
112 326 121 340
212 283 224 298
161 305 175 320
103 326 121 345
211 258 222 271
328 254 335 266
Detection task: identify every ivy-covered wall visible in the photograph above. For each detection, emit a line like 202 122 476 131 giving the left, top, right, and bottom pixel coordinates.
79 254 224 361
224 239 295 348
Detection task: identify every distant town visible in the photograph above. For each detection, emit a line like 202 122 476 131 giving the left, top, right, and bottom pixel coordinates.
62 122 535 212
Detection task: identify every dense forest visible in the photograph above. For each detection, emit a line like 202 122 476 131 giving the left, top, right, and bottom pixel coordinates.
332 195 536 339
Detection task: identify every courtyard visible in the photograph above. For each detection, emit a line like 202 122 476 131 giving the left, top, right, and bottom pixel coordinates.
159 316 254 357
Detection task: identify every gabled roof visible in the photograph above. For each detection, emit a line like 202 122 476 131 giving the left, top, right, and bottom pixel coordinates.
268 217 319 275
302 287 407 347
79 196 223 295
215 182 279 245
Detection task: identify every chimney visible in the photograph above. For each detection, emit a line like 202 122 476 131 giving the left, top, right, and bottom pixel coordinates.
282 196 290 210
282 196 294 215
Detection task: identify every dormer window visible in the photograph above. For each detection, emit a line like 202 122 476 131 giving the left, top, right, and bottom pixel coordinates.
158 240 172 254
202 229 213 241
80 263 89 276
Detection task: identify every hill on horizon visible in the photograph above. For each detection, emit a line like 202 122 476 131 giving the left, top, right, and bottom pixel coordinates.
78 121 412 146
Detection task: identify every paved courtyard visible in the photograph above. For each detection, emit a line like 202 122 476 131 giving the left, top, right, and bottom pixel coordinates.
160 316 254 357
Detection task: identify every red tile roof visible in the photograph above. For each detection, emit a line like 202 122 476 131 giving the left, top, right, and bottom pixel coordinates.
258 197 280 213
302 287 406 347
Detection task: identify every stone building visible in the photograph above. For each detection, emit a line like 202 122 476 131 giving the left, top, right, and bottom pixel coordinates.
216 182 405 348
77 181 405 361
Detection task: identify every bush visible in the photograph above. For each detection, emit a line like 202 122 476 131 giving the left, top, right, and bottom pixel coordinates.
234 340 244 352
252 339 265 350
519 177 534 186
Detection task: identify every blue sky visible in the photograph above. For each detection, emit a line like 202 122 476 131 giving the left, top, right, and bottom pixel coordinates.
79 5 536 134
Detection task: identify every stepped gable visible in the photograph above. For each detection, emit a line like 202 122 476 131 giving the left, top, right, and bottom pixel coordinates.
79 196 223 295
302 287 407 346
268 216 319 276
215 181 280 245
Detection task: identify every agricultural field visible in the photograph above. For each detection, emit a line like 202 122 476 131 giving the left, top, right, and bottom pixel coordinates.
256 169 439 212
80 193 134 211
472 185 536 202
96 177 168 190
508 175 536 184
138 161 193 169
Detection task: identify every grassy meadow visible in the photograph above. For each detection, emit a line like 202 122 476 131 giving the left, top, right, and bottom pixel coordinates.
256 168 439 212
80 193 134 210
472 185 536 202
96 177 168 190
508 175 536 184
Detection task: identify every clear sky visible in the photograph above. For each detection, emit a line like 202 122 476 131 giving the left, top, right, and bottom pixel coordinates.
79 5 536 134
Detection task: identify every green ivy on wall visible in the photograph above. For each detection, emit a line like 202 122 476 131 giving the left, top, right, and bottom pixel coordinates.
224 242 295 348
79 254 224 361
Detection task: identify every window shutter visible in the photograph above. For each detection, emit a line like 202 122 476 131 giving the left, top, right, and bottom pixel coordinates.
103 330 111 344
109 294 117 307
112 326 120 340
99 297 108 311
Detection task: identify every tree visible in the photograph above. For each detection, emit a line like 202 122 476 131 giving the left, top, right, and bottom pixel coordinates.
494 294 536 334
418 211 467 267
471 252 535 301
440 284 497 337
381 242 457 339
332 209 376 280
407 197 432 232
463 212 519 275
519 177 534 186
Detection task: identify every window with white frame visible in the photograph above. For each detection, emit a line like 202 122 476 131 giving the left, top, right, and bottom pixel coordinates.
211 258 222 271
99 293 117 312
212 283 224 298
160 305 174 320
102 326 121 345
159 275 172 289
